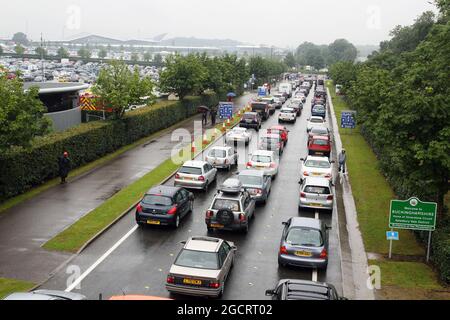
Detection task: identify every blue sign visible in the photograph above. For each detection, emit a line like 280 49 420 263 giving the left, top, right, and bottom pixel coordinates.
258 87 267 97
341 110 356 129
386 231 399 241
219 102 234 119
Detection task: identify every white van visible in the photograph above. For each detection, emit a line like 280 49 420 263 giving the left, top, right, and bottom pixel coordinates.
278 83 293 98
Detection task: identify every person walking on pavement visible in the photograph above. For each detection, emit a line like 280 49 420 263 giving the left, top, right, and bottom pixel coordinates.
210 108 217 126
58 151 71 184
338 149 347 174
202 111 208 126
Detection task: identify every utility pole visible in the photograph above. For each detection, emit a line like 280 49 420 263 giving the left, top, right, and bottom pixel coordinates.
40 33 45 82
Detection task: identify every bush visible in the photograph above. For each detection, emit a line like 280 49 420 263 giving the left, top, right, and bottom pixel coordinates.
0 94 219 200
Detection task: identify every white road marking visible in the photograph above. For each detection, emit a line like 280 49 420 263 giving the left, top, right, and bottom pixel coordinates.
315 211 320 220
312 210 320 282
65 225 139 292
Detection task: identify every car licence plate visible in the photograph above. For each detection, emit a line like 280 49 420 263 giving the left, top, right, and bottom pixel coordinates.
295 251 313 257
183 279 202 285
210 224 224 228
184 177 193 181
147 220 161 225
310 203 323 207
312 173 322 176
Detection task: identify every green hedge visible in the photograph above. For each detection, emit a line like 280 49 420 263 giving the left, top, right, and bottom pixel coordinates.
0 93 219 200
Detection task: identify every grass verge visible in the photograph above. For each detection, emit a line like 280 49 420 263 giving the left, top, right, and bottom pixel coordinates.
0 278 35 299
43 110 243 253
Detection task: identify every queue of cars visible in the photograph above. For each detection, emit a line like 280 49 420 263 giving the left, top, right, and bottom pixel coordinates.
130 78 345 300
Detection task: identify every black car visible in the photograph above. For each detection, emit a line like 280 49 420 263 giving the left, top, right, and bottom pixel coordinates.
136 185 194 228
311 104 326 119
251 102 271 121
240 112 262 131
266 279 346 300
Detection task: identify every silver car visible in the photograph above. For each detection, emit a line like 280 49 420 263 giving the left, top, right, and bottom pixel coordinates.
278 217 330 270
299 177 334 212
166 236 236 298
205 146 238 171
174 161 217 192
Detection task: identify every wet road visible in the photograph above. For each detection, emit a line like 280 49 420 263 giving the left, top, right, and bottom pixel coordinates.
39 89 343 299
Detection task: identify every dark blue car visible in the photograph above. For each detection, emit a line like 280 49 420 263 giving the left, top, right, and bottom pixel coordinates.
311 104 326 119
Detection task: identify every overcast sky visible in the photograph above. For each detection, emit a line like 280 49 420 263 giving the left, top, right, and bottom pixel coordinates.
0 0 438 47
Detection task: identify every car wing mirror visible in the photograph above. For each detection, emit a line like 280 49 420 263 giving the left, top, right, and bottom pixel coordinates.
282 221 288 226
180 241 187 245
265 289 275 296
326 225 332 230
231 246 237 251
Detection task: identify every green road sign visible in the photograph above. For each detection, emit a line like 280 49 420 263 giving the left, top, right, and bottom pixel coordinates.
389 197 437 231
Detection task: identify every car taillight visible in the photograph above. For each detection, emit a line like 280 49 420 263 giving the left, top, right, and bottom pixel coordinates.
175 173 180 179
198 176 205 182
167 206 177 215
246 162 252 168
167 276 175 284
327 195 334 201
239 214 246 222
320 249 328 259
280 246 288 255
270 163 276 168
206 210 214 218
225 159 229 164
136 203 143 213
256 189 263 195
325 174 332 179
300 192 306 198
209 282 221 289
303 171 310 176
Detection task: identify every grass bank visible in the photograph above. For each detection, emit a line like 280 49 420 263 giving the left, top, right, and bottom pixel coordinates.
326 81 447 299
43 111 243 253
0 278 35 299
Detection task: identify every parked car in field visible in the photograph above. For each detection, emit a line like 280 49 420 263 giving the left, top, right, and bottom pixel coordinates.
278 217 330 269
266 279 344 300
246 150 279 178
299 177 334 212
307 116 327 132
240 112 262 131
259 133 284 156
205 146 238 171
278 107 296 123
308 136 331 158
3 290 87 300
300 156 334 183
205 179 256 233
136 185 194 228
237 170 272 205
174 161 217 191
166 236 237 298
225 127 252 145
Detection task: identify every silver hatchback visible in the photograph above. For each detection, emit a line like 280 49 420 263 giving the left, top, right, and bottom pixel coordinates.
174 161 217 192
299 177 334 212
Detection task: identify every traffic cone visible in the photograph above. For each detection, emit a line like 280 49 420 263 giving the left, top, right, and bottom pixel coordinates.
191 141 196 153
202 133 209 146
226 118 231 127
222 122 226 132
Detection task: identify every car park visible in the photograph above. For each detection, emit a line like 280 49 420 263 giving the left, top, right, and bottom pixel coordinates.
266 279 344 300
300 156 334 183
246 150 279 178
166 236 236 298
312 104 327 119
299 177 334 212
237 170 272 205
205 179 256 233
239 112 262 131
3 290 87 300
225 127 252 145
174 161 217 191
308 135 331 158
259 133 284 156
278 107 296 123
136 185 194 228
205 146 238 171
278 217 330 269
307 116 327 132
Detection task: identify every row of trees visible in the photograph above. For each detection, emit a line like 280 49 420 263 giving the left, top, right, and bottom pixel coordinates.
329 6 449 222
284 39 358 69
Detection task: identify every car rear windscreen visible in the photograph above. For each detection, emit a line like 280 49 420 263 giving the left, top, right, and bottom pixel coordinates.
311 118 324 123
305 160 330 169
209 149 226 158
175 249 219 270
143 195 173 206
212 199 240 212
252 103 267 111
239 175 263 186
304 186 330 194
251 155 272 163
179 166 202 175
312 139 329 146
281 109 294 113
286 228 323 247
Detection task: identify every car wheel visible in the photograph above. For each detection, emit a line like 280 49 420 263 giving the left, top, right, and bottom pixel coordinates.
136 221 145 227
174 215 180 228
278 260 287 268
218 281 225 298
242 223 249 234
207 226 214 233
189 201 194 213
204 181 209 192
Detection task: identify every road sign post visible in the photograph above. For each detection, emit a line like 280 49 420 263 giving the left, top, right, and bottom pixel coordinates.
341 110 356 135
218 102 234 120
386 230 399 259
388 197 437 261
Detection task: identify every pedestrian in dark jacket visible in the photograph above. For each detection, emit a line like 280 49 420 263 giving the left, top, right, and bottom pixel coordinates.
202 111 208 126
58 151 71 184
210 109 217 126
338 149 347 174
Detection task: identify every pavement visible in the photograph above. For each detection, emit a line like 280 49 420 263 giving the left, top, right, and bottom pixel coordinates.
0 94 253 284
37 87 346 300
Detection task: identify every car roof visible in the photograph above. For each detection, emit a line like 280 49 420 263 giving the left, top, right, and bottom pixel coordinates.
4 290 86 300
289 217 322 229
310 116 324 120
281 280 333 300
182 160 207 168
261 134 280 139
109 295 172 301
210 146 231 151
280 107 294 111
185 237 222 252
147 185 180 197
270 125 286 130
311 135 329 141
239 169 265 177
304 177 331 187
305 156 330 162
253 150 275 156
244 112 258 116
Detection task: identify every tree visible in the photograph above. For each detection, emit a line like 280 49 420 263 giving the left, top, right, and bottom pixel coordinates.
35 47 47 57
143 52 152 62
92 60 155 119
130 52 139 62
159 54 208 100
57 47 69 58
98 48 108 59
328 39 358 65
328 61 359 94
153 53 164 67
284 52 297 69
0 75 52 151
12 32 29 46
77 47 91 60
14 45 25 55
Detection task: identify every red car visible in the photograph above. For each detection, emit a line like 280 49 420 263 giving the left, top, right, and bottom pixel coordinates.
268 126 289 146
308 136 331 158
